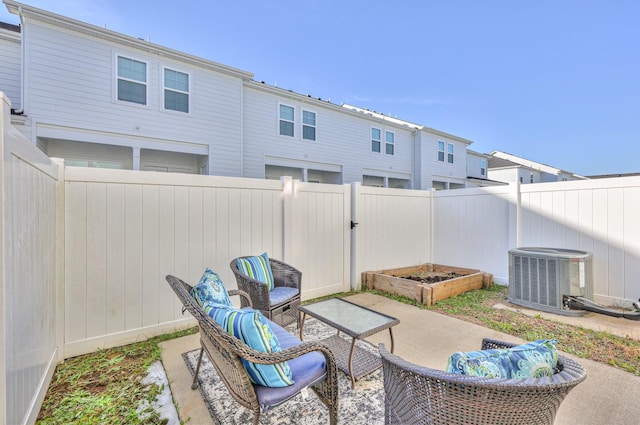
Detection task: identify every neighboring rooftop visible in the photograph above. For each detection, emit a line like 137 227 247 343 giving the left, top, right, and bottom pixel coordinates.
487 156 520 169
588 172 640 179
0 21 20 32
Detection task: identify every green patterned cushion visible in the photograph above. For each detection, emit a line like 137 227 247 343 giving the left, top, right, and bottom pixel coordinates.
236 252 275 291
190 269 232 308
446 339 559 379
207 303 294 387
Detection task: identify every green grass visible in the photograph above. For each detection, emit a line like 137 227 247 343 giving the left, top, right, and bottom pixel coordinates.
368 285 640 376
37 327 198 425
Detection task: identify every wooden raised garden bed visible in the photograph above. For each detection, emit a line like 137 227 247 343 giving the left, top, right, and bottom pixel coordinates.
362 263 493 306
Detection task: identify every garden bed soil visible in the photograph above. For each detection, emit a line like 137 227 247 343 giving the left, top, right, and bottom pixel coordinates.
362 263 493 306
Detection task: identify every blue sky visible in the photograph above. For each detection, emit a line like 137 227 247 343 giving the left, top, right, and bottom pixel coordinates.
2 0 639 176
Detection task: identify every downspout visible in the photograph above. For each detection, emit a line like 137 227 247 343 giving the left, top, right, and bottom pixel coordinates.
239 81 244 176
14 6 25 114
411 127 419 189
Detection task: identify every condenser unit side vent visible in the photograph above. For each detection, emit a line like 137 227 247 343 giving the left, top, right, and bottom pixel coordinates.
509 247 593 316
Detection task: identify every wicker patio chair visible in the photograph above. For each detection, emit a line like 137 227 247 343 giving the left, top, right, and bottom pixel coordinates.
230 256 302 327
379 339 587 425
165 275 338 425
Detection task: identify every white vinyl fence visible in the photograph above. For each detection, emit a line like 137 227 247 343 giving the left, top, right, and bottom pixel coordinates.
1 95 59 425
3 90 640 425
63 171 352 358
519 178 640 305
431 185 515 283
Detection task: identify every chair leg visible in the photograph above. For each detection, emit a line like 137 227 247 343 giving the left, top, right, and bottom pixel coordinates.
191 347 204 390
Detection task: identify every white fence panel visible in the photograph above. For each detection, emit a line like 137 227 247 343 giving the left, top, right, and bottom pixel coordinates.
63 170 288 357
520 178 640 306
1 94 58 425
432 186 514 283
353 184 432 286
287 180 351 299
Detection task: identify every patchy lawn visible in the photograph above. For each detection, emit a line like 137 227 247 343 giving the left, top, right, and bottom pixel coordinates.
370 285 640 376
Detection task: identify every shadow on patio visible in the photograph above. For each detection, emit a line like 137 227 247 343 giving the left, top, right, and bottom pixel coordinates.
160 292 640 425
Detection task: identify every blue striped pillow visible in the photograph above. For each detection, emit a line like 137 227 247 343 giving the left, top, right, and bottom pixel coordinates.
207 303 294 387
236 253 275 291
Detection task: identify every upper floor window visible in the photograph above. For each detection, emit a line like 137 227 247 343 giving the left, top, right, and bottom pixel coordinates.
279 104 295 137
385 131 395 155
447 143 454 163
371 128 381 152
117 56 147 105
302 110 316 140
480 159 487 176
437 141 445 161
164 68 189 113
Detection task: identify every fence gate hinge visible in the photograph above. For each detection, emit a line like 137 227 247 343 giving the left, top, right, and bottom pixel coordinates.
350 220 359 229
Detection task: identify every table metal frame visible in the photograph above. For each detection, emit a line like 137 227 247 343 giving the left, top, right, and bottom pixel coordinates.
299 298 399 389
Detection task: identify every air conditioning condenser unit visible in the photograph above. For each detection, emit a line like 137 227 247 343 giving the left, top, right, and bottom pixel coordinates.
509 247 593 316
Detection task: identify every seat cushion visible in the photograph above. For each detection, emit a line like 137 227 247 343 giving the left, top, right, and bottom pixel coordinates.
207 304 294 387
446 339 559 379
269 286 299 306
236 253 275 290
254 321 327 412
190 268 232 308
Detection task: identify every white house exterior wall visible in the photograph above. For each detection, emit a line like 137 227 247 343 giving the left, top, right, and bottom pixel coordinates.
19 17 247 176
488 167 519 184
0 26 21 110
421 130 469 187
466 151 487 179
242 84 414 185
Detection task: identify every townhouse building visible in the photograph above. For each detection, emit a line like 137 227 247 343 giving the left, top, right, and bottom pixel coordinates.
1 0 487 190
487 150 587 185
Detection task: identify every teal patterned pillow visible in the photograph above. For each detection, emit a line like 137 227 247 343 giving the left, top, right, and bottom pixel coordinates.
190 269 232 308
446 339 558 379
236 252 275 291
208 303 294 387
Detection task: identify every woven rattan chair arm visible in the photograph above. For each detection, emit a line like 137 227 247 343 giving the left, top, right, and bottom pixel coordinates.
481 337 518 350
269 258 302 290
228 289 253 308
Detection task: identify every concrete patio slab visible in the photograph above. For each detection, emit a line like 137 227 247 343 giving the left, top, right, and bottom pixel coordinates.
161 293 640 424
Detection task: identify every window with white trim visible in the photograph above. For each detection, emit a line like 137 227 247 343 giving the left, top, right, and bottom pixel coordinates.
117 56 147 105
385 131 394 155
371 128 381 152
447 143 454 163
279 104 295 137
480 159 487 176
437 141 445 161
164 68 189 113
302 110 316 140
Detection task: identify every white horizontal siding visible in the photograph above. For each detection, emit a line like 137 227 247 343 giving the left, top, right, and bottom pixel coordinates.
422 130 469 184
243 86 413 184
24 21 243 176
488 167 518 184
466 152 486 179
0 29 21 110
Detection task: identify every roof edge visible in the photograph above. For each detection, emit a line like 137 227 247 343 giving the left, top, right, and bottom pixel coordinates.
4 0 254 81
